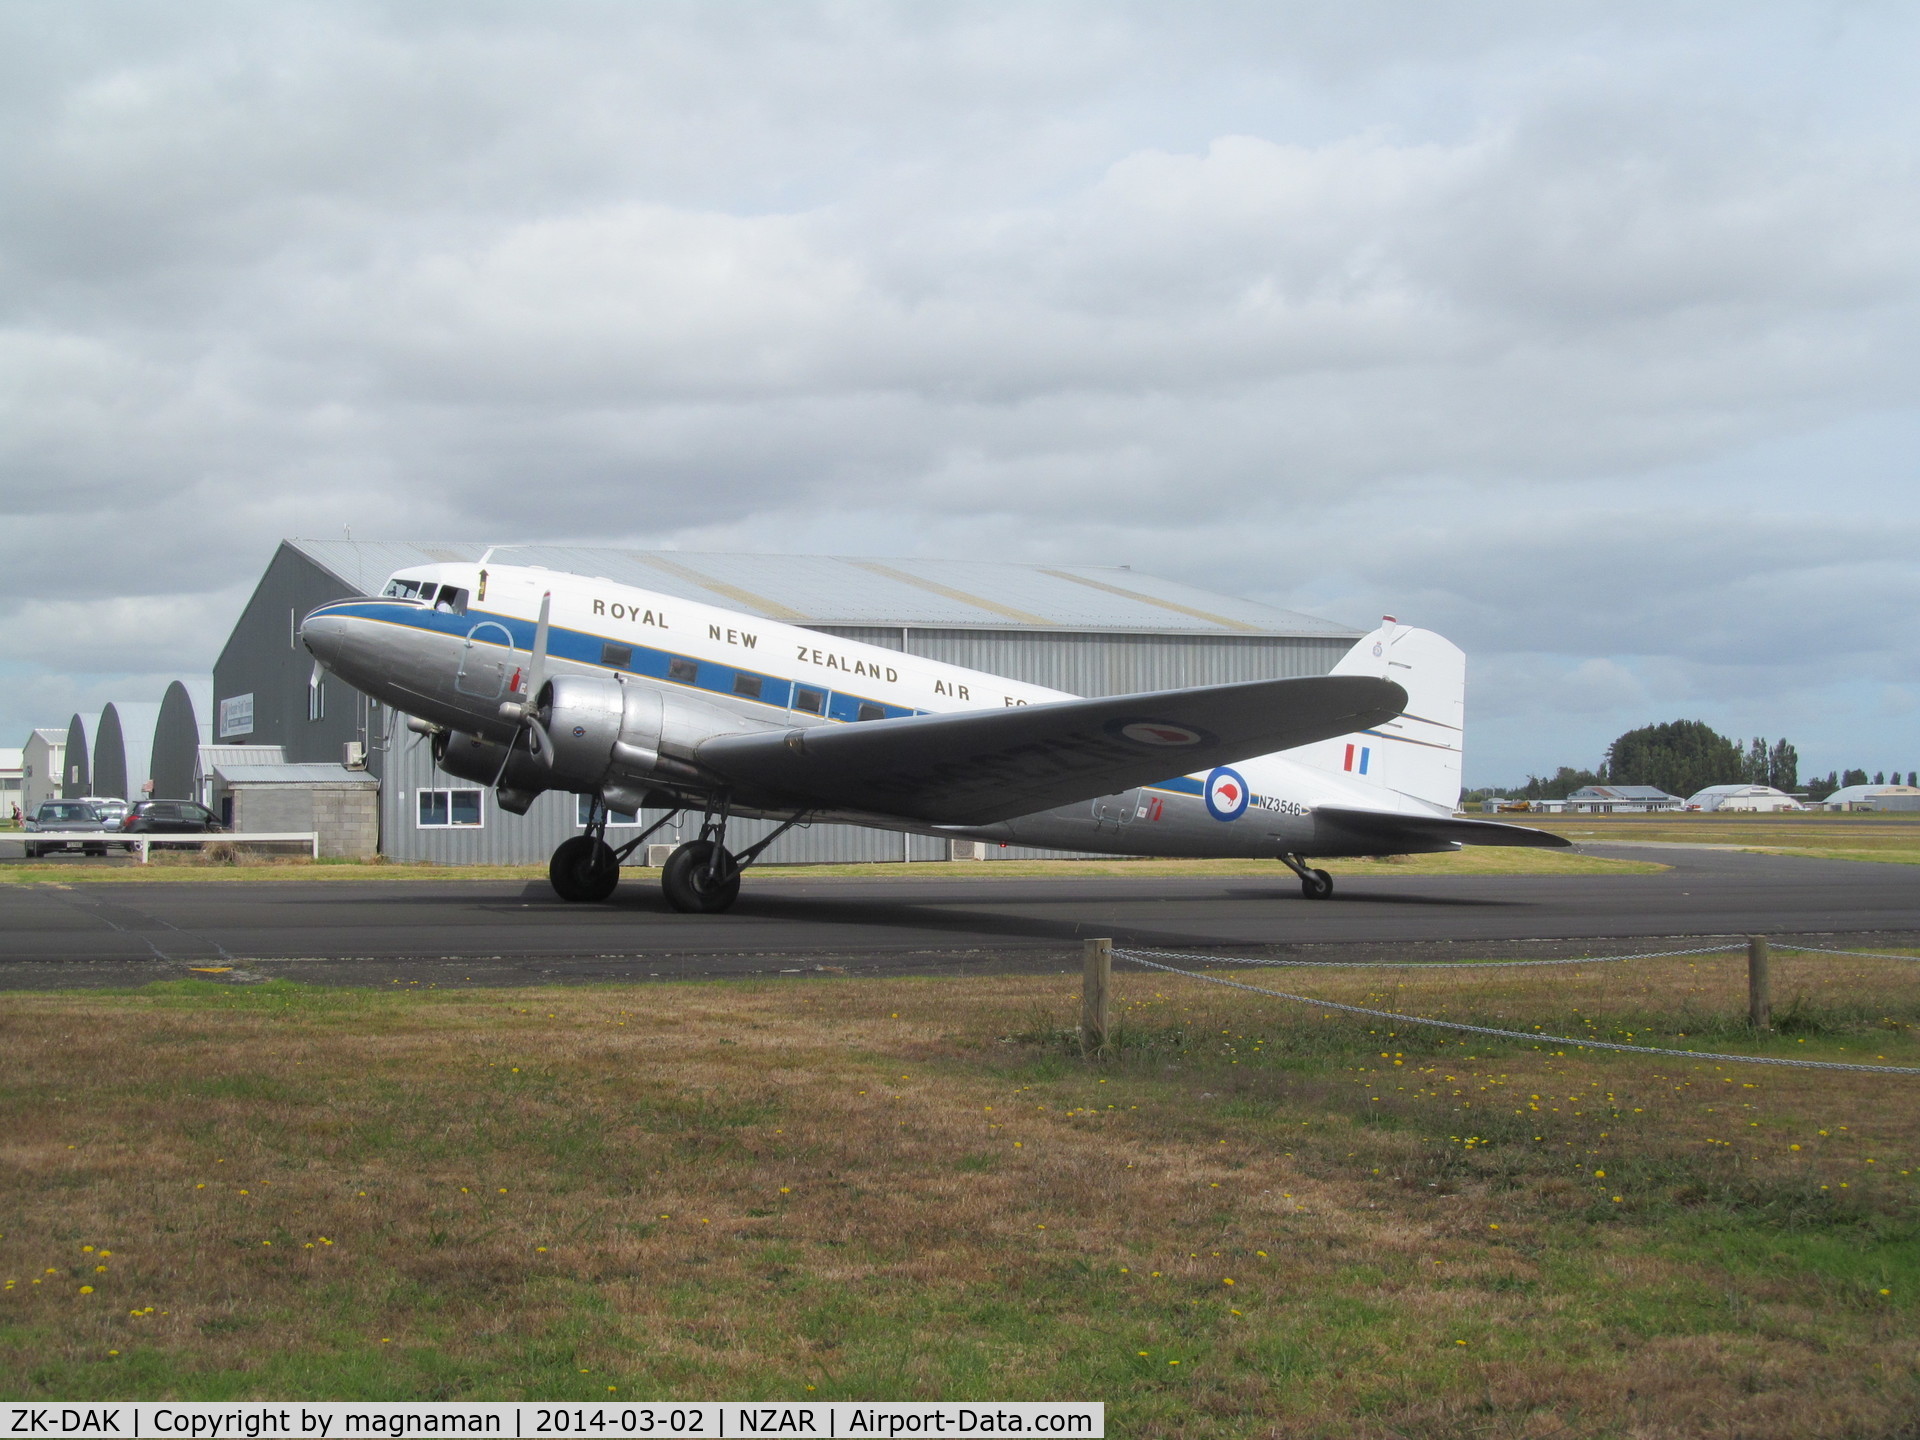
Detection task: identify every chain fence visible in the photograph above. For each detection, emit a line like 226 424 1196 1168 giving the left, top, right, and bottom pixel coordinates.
1112 943 1920 1076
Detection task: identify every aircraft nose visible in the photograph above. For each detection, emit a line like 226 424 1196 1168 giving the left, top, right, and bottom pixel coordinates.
299 609 347 668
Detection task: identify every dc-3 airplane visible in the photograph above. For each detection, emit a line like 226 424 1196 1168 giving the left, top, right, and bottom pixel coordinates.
300 558 1566 912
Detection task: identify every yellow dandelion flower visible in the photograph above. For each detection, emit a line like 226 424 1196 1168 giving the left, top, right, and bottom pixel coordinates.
79 1286 94 1295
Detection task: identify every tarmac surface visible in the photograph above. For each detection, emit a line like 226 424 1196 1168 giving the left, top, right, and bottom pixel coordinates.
0 843 1915 988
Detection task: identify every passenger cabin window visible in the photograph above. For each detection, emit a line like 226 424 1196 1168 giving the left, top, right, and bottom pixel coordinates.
668 657 699 684
733 673 763 700
857 702 886 722
793 688 825 715
601 643 633 669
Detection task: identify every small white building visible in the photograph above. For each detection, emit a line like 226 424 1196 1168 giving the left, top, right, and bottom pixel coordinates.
1565 785 1685 813
21 729 66 816
0 748 22 824
1821 783 1920 812
1686 783 1805 813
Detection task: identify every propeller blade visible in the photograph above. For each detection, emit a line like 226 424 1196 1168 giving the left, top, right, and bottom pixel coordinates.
524 714 557 769
526 590 552 702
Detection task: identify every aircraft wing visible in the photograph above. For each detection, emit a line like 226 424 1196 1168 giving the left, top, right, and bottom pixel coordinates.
695 675 1407 826
1312 807 1573 850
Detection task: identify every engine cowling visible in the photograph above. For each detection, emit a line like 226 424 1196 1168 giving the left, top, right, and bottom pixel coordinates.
432 729 551 797
537 674 762 802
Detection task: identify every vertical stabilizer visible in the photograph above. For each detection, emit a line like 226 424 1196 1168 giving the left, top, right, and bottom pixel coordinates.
1293 618 1465 812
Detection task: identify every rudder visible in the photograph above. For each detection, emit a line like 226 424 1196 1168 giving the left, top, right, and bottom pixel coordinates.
1294 618 1464 812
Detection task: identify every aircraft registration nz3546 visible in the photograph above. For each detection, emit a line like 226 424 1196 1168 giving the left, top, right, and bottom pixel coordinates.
300 558 1566 912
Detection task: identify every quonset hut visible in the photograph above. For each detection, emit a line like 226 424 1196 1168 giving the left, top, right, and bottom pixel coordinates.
214 540 1365 865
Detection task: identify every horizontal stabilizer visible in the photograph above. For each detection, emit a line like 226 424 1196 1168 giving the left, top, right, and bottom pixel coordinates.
1314 806 1572 851
697 675 1408 826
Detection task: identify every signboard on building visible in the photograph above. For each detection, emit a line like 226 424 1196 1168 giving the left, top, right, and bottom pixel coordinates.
218 693 255 739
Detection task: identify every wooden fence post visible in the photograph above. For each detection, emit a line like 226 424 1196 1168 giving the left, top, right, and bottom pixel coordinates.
1082 937 1112 1055
1747 935 1772 1032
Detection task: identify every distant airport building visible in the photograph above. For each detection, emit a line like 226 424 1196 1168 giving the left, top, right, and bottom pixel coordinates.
61 712 101 798
20 728 65 815
1563 785 1684 813
211 540 1365 865
1821 783 1920 812
0 748 22 822
1686 783 1805 813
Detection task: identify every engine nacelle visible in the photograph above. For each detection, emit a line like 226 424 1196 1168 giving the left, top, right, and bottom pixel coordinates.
432 730 551 798
538 674 769 800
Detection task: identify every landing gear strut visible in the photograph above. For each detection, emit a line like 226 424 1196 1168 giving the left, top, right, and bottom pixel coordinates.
659 794 808 914
547 800 684 903
1280 852 1334 900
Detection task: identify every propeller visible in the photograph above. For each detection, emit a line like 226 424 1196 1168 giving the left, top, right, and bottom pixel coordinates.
493 590 556 784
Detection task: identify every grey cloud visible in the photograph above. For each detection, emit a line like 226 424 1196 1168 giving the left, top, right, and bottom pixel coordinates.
1 2 1915 780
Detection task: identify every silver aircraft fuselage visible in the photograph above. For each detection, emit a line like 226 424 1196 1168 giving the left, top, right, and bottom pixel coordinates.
302 560 1463 860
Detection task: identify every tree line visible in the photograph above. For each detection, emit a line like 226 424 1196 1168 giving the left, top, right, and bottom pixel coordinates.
1474 719 1915 802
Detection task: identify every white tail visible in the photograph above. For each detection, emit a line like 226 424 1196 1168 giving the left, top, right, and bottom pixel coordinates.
1295 619 1465 812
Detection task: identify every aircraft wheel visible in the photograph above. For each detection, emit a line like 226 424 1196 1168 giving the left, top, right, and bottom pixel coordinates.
549 836 620 903
662 840 742 914
1300 868 1334 900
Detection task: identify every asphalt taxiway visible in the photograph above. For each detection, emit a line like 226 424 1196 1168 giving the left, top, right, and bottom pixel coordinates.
0 844 1914 989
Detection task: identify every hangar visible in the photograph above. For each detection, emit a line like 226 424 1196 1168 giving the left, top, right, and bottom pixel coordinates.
213 540 1364 865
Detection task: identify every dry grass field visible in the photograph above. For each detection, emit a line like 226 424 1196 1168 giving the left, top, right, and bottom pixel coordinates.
1502 810 1920 864
3 945 1917 1436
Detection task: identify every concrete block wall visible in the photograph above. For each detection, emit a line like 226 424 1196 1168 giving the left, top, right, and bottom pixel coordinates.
232 784 378 859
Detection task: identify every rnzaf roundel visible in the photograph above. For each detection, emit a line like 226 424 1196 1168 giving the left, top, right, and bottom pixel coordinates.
1204 765 1250 822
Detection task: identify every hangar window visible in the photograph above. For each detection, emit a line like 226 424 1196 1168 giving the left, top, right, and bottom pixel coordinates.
601 643 633 669
857 702 886 722
576 796 642 827
793 688 825 715
668 656 700 684
308 680 326 722
733 673 763 699
418 788 483 828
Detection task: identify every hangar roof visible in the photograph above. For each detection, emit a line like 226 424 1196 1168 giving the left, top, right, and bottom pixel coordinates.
287 540 1359 638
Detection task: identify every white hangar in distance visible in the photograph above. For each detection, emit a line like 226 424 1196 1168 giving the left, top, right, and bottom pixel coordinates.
212 540 1368 866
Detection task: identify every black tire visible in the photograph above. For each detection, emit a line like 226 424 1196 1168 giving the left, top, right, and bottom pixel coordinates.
24 844 40 859
548 836 620 902
661 840 742 913
1300 868 1334 900
84 844 107 857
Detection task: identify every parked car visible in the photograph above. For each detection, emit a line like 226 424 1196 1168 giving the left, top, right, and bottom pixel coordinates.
24 800 128 857
121 800 227 843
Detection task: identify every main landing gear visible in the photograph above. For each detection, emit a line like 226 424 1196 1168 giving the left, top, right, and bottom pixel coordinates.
1280 853 1334 900
547 794 807 914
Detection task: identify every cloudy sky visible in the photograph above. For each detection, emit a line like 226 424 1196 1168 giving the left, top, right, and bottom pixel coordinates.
2 2 1915 785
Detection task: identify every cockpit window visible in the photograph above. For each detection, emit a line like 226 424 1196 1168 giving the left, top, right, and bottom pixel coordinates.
382 578 425 600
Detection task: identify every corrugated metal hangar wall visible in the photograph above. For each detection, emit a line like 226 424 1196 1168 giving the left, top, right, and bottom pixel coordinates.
213 541 1363 867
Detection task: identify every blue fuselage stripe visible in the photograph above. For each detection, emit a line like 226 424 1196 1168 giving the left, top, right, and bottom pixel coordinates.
315 600 1224 801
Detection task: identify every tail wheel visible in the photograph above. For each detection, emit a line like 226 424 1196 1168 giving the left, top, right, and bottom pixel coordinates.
662 840 742 913
1301 868 1334 900
549 835 620 902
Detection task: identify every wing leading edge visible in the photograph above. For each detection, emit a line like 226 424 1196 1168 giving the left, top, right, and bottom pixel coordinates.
695 674 1408 825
